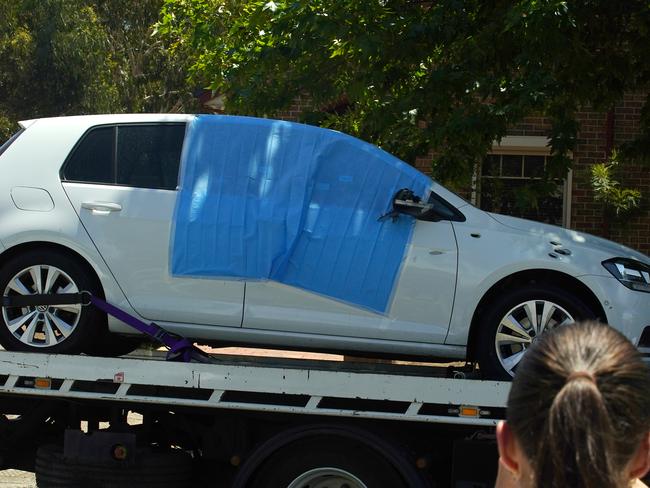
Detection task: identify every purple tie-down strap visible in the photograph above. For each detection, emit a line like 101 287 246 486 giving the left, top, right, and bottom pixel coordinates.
89 296 215 364
166 338 195 363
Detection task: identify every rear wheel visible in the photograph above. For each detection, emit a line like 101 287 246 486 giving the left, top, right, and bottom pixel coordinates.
0 250 102 354
476 285 596 380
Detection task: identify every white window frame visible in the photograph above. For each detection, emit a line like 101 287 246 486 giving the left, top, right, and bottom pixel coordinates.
472 136 572 228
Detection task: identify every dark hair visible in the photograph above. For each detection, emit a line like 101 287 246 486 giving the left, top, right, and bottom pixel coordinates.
507 321 650 488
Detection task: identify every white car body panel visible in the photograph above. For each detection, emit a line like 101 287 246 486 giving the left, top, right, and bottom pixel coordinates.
574 274 650 344
62 183 244 327
0 115 196 332
446 206 650 345
244 219 458 343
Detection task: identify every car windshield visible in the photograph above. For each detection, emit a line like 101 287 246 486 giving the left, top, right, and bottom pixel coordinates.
0 128 25 158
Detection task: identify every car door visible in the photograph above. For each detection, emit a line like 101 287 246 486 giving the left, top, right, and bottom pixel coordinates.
243 200 458 343
60 123 244 327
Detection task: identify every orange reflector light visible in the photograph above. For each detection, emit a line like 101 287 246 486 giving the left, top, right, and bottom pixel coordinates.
459 406 480 418
34 378 51 389
112 444 128 461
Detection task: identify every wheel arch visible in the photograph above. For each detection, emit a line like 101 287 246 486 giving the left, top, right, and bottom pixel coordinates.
466 269 607 362
232 424 428 488
0 241 106 300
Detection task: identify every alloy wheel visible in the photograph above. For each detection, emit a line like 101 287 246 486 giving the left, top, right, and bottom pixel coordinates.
287 467 368 488
495 299 574 376
2 265 82 347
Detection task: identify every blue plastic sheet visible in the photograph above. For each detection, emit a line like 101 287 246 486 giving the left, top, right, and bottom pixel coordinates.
171 115 431 313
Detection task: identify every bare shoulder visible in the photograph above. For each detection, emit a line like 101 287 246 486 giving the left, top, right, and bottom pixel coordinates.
633 479 649 488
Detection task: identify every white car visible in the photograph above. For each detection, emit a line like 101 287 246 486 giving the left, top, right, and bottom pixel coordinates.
0 114 648 379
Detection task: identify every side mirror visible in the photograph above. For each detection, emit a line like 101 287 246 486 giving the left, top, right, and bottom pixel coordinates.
393 188 428 217
379 188 438 222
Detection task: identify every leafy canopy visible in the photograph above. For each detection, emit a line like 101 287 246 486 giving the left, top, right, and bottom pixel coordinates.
0 0 196 139
158 0 650 187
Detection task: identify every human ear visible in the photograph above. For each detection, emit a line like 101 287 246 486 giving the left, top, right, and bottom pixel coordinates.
496 421 520 476
628 432 650 481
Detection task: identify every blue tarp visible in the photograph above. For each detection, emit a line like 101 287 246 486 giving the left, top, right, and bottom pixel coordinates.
171 115 431 313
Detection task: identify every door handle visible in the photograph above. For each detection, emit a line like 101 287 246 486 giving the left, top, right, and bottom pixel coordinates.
81 201 122 213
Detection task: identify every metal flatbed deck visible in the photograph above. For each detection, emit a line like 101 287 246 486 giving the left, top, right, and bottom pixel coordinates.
0 350 509 426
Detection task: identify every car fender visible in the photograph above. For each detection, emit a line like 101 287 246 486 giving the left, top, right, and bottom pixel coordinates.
0 230 137 316
446 207 613 345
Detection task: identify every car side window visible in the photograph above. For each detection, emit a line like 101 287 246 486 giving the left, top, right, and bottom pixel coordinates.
116 125 186 190
62 127 115 184
62 123 186 190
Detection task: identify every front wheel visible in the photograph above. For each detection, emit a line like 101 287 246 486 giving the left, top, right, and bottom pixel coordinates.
476 285 597 380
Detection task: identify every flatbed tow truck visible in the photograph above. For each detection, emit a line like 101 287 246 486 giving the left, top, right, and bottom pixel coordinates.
0 346 509 487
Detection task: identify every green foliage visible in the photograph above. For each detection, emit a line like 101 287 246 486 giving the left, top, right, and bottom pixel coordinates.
158 0 650 189
0 0 196 133
591 153 641 217
0 0 117 119
0 115 15 141
91 0 197 112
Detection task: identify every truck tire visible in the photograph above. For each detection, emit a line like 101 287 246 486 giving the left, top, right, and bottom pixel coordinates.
35 444 192 488
476 284 596 380
247 434 409 488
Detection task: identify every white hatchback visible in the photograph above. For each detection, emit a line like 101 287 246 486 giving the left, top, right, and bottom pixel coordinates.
0 114 648 379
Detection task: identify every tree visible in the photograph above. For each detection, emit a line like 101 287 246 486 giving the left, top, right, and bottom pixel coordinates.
158 0 650 195
0 0 196 140
90 0 197 113
0 0 117 137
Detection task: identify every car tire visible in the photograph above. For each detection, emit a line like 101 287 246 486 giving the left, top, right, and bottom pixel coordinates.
476 284 597 380
0 250 103 354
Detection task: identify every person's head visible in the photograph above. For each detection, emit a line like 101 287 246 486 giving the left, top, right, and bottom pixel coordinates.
496 321 650 488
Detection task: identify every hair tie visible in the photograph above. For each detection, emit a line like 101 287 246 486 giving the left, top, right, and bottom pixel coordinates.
566 371 597 384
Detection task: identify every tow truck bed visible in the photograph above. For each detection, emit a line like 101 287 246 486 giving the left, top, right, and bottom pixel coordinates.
0 349 510 487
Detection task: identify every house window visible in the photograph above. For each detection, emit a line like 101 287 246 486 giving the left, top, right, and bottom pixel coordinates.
472 136 572 227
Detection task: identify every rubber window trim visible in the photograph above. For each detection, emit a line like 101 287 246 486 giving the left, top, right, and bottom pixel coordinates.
0 128 25 158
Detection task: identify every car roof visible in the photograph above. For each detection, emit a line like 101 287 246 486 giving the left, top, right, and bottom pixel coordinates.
19 113 195 130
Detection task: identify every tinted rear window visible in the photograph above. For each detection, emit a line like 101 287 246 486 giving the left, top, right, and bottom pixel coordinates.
62 123 185 190
63 127 115 183
116 125 186 190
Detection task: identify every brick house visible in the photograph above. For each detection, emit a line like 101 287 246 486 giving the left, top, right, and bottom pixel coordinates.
451 92 650 256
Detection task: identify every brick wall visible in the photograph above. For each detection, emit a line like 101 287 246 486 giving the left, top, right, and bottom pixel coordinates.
571 94 648 254
608 94 650 254
274 94 315 121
